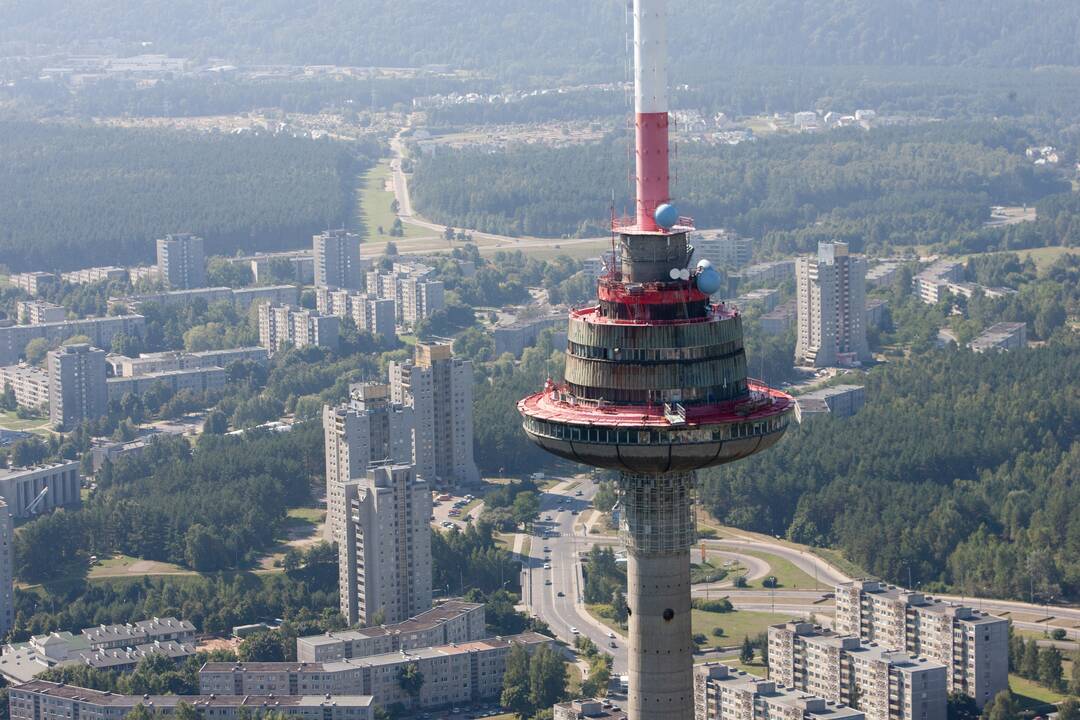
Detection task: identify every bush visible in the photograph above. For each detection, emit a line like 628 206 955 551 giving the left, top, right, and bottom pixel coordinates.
733 576 748 588
692 633 707 645
711 627 725 638
692 598 734 613
762 576 779 588
1050 628 1067 641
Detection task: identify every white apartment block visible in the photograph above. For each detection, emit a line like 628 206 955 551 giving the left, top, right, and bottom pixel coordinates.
0 462 81 519
48 344 108 430
10 272 58 297
912 262 963 305
258 304 339 352
156 233 206 290
0 365 51 412
694 664 865 720
297 601 485 662
107 366 226 401
390 343 480 487
968 323 1027 354
0 500 13 638
322 382 413 549
834 581 1008 707
60 267 127 286
107 347 267 377
314 230 366 291
15 302 66 326
0 315 145 367
400 277 445 327
199 633 552 713
340 464 432 626
694 230 753 269
795 242 870 368
9 681 373 720
315 288 396 339
768 623 947 720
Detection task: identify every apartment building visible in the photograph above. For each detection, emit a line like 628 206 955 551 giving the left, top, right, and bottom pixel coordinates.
156 233 207 289
834 581 1008 707
554 699 627 719
10 273 58 297
314 230 366 290
694 230 753 270
761 300 798 337
258 304 339 352
48 344 108 430
60 267 127 286
0 500 12 639
794 385 866 423
297 601 486 662
107 367 227 401
315 289 395 339
768 623 946 720
15 302 66 326
108 347 267 377
322 382 413 554
0 462 81 518
795 242 870 368
340 464 432 626
733 260 795 286
0 315 145 366
400 277 445 328
0 365 51 411
199 633 552 712
493 314 565 358
389 343 480 487
693 664 865 720
911 262 963 305
112 285 299 313
9 681 373 720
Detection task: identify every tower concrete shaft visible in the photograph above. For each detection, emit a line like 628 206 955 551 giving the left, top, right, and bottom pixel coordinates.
619 471 696 720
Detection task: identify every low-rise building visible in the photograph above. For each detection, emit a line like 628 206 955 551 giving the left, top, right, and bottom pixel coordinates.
730 288 780 313
912 262 963 305
768 623 947 720
834 581 1008 707
15 302 66 326
968 322 1027 354
0 315 145 367
794 385 866 423
734 260 795 286
0 462 81 519
493 314 564 358
761 299 797 336
297 601 486 662
200 633 553 712
107 366 226 401
9 681 374 720
61 266 127 285
108 347 268 377
865 263 900 289
694 664 865 720
694 230 754 270
10 272 58 297
554 699 628 720
864 298 888 328
0 365 50 411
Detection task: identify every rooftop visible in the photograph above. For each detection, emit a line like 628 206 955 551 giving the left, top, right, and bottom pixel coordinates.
11 681 372 709
840 581 1006 626
298 600 483 647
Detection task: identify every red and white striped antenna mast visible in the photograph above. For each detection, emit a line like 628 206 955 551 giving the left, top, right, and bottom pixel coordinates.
633 0 671 232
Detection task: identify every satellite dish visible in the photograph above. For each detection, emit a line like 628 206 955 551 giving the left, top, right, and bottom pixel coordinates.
697 259 712 269
679 269 691 281
669 268 681 280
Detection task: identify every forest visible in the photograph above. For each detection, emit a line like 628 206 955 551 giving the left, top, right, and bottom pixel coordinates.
698 334 1080 602
7 1 1080 80
411 122 1068 254
0 122 370 272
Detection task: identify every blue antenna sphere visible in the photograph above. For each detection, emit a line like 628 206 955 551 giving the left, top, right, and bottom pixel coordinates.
655 203 679 229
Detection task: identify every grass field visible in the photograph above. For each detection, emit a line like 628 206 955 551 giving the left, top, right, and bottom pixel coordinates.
691 609 794 648
740 550 822 591
286 507 325 524
1009 674 1067 710
89 554 191 579
354 160 430 242
0 410 50 432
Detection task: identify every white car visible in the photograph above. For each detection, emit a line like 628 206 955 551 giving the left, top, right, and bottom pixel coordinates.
543 563 551 570
570 627 580 635
607 631 616 639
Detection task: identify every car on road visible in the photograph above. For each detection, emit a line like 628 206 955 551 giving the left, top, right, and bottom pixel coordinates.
545 579 552 585
607 631 616 638
543 546 550 552
570 627 579 634
557 591 565 597
609 640 617 648
543 563 551 570
576 490 583 496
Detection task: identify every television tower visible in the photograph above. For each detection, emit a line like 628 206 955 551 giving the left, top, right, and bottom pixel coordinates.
517 1 795 718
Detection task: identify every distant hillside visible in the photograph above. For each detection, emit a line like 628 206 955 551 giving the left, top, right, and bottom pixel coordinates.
3 0 1080 78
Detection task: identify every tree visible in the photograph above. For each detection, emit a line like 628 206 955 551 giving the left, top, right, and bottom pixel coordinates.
0 382 16 412
173 702 200 720
397 663 424 702
1020 638 1040 679
1057 699 1080 720
581 654 612 698
238 631 286 662
982 691 1017 720
529 644 568 712
24 338 49 365
755 632 769 667
947 692 980 720
501 645 533 719
1036 646 1063 691
740 636 754 664
611 589 628 626
511 491 540 530
126 705 154 720
1071 649 1080 694
202 410 229 435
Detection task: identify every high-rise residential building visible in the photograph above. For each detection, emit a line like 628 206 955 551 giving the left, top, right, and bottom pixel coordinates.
390 343 479 487
0 499 13 638
693 664 865 720
315 289 396 340
694 230 753 270
314 230 366 290
400 277 445 327
156 233 207 289
795 242 870 367
322 383 414 547
768 622 947 720
48 344 108 430
258 305 339 352
16 301 66 326
339 464 432 626
834 581 1008 708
